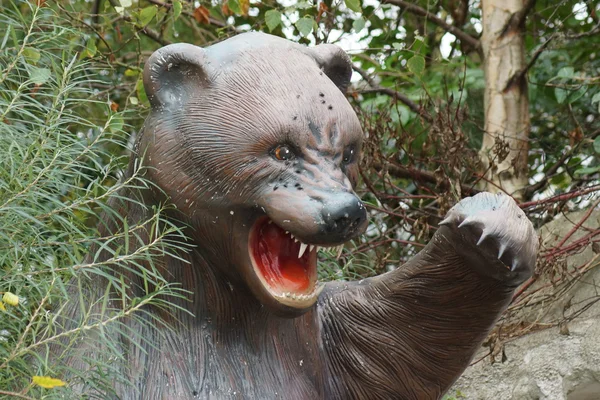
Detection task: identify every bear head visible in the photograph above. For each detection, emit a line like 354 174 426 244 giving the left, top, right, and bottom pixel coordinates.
139 32 367 316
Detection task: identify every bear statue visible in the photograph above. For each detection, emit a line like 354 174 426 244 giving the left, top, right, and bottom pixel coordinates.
62 32 538 399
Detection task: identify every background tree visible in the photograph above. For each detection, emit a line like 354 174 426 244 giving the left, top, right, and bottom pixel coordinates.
0 0 599 397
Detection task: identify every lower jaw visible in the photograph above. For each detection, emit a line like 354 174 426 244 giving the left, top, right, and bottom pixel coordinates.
269 282 325 308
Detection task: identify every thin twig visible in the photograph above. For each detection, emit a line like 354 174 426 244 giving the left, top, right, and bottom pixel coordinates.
0 390 35 400
504 34 555 92
565 22 600 39
380 0 480 51
372 161 479 195
106 0 171 46
520 185 600 209
353 66 433 122
523 146 570 198
144 0 239 31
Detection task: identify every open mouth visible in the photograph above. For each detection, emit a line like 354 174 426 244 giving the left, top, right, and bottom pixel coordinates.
249 217 326 308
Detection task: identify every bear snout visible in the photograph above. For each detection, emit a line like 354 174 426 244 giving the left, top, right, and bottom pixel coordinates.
318 192 368 243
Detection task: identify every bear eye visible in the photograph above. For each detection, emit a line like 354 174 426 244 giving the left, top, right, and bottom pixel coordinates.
342 146 355 164
272 145 295 161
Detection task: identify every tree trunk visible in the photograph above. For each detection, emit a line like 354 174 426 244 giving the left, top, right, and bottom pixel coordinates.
479 0 531 200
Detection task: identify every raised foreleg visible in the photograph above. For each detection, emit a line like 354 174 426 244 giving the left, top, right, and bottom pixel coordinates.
319 192 538 399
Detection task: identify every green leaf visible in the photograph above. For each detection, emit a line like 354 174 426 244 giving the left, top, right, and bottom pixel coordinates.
352 17 365 32
228 0 242 16
594 136 600 154
108 114 124 133
556 86 586 105
295 16 314 37
3 292 18 306
136 78 149 105
574 166 600 175
32 376 66 389
557 67 574 79
172 0 182 20
85 38 97 58
555 87 567 104
550 173 569 188
592 92 600 113
567 86 587 104
124 68 139 77
390 105 411 126
29 66 51 85
139 6 157 26
345 0 361 13
407 55 425 77
294 1 312 9
129 96 139 105
22 47 40 64
265 10 282 32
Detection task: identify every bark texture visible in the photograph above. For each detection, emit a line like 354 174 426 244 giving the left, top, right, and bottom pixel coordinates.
479 0 531 199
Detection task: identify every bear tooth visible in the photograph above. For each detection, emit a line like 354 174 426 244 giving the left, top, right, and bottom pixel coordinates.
298 243 308 258
315 283 325 297
309 245 315 252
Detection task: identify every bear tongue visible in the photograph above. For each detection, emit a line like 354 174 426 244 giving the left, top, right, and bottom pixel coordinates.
251 218 315 294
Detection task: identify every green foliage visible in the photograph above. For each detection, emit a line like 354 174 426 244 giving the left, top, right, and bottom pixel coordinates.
344 0 362 13
265 9 282 32
295 16 315 37
442 389 466 400
0 2 188 397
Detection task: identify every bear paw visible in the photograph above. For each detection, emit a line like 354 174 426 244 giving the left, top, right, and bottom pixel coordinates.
440 192 538 285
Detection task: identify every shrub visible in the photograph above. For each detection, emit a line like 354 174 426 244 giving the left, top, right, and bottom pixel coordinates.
0 2 187 397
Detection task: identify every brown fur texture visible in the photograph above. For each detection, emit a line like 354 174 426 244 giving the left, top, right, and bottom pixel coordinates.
59 33 538 399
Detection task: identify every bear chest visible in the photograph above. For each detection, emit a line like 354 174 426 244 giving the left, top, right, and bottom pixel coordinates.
123 318 328 399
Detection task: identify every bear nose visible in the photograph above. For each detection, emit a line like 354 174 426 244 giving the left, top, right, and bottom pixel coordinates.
320 193 367 241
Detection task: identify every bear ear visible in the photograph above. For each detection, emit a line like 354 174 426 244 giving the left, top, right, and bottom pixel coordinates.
309 44 353 93
143 43 208 109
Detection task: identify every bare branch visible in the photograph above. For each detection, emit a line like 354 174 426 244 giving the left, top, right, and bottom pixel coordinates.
352 65 432 122
372 161 479 195
519 185 600 209
0 391 34 400
380 0 480 50
522 148 570 198
565 22 600 39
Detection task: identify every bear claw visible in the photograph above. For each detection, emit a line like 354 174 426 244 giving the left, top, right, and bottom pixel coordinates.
440 192 539 282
